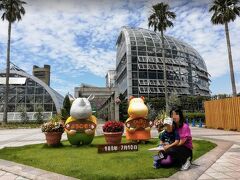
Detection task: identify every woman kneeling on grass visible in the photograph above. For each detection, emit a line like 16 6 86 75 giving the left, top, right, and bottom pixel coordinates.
162 107 193 170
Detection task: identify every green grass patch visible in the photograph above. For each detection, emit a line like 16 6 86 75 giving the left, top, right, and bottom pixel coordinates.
0 137 216 180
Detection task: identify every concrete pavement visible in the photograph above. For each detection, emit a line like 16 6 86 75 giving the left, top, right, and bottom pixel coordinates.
0 125 240 179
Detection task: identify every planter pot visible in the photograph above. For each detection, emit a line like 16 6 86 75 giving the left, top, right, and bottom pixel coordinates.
44 132 63 146
103 132 123 144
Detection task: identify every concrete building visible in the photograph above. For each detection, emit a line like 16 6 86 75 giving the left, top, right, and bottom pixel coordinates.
105 70 116 88
115 27 210 98
74 83 117 120
33 65 50 86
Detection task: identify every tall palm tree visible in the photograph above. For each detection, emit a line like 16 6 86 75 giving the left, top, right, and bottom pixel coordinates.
148 2 176 113
0 0 26 124
209 0 240 97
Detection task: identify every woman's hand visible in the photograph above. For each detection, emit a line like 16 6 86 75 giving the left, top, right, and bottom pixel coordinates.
163 144 170 151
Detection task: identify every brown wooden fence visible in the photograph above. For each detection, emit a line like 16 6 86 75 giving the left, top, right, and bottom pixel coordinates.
204 97 240 131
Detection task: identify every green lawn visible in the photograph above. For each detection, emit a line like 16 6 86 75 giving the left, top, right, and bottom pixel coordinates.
0 137 216 180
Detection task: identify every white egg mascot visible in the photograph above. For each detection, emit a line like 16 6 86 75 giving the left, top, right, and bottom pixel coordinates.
65 95 97 145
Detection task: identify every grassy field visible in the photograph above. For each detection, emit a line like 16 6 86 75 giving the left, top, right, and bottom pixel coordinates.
0 136 216 180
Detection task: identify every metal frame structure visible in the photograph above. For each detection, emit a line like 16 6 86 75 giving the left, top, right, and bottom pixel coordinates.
115 27 210 98
0 67 63 118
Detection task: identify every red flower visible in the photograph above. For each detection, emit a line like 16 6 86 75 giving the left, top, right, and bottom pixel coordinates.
102 120 124 132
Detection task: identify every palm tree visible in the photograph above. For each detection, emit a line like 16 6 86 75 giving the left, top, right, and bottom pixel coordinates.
0 0 26 124
209 0 240 97
148 2 176 113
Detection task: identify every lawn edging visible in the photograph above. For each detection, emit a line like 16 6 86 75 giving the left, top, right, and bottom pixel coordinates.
164 138 234 180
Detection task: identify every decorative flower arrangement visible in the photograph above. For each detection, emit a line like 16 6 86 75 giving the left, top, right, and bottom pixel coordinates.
41 114 64 133
102 120 124 133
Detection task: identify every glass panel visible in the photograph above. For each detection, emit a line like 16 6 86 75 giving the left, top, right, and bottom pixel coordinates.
8 96 16 103
17 95 25 103
26 104 34 112
44 104 53 111
27 79 35 86
44 95 53 103
139 72 147 78
9 86 16 94
35 87 44 94
27 87 35 94
132 64 137 71
26 95 34 103
7 104 15 112
17 87 26 94
132 80 138 86
132 56 137 63
35 95 43 103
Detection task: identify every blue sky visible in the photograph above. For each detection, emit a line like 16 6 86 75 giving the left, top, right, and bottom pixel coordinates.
0 0 240 96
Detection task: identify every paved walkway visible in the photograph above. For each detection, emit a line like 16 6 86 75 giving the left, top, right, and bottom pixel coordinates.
0 126 240 179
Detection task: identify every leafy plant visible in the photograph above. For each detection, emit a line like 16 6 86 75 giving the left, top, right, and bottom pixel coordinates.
17 105 29 124
102 120 124 133
34 105 44 124
41 114 64 133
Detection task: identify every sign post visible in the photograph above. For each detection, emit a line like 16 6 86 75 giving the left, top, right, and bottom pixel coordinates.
98 143 138 153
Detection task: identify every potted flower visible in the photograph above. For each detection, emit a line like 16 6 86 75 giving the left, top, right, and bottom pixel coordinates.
102 120 124 144
41 114 64 146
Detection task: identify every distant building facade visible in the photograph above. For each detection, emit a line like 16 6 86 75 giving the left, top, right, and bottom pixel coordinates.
74 83 116 120
105 70 116 88
33 65 51 86
115 27 210 98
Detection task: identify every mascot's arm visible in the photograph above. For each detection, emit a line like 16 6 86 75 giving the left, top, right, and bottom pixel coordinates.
88 115 97 125
65 116 77 136
65 116 77 125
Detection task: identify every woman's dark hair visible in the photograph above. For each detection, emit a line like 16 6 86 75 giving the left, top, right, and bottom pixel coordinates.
170 106 185 128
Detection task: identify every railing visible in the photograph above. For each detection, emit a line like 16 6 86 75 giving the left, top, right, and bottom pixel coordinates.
204 97 240 131
0 112 52 122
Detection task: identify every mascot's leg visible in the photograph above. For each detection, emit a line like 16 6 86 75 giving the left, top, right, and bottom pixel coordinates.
67 134 80 146
81 133 95 145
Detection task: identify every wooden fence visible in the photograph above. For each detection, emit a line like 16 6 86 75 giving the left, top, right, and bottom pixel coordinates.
204 97 240 131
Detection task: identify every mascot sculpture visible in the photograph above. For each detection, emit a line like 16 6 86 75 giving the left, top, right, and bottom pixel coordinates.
125 96 153 141
65 95 97 145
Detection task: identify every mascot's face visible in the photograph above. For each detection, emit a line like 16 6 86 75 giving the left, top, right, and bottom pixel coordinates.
70 98 92 120
128 96 148 119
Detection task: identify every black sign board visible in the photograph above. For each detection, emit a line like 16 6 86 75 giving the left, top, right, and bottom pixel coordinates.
98 143 138 153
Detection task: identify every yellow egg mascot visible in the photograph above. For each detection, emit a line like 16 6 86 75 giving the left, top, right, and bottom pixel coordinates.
125 96 153 141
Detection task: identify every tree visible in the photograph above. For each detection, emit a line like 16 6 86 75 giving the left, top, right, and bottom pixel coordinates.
148 2 176 113
61 95 71 121
0 0 26 124
209 0 240 97
168 93 181 110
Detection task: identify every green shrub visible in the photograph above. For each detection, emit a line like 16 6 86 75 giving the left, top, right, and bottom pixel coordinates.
34 106 44 124
185 112 205 123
